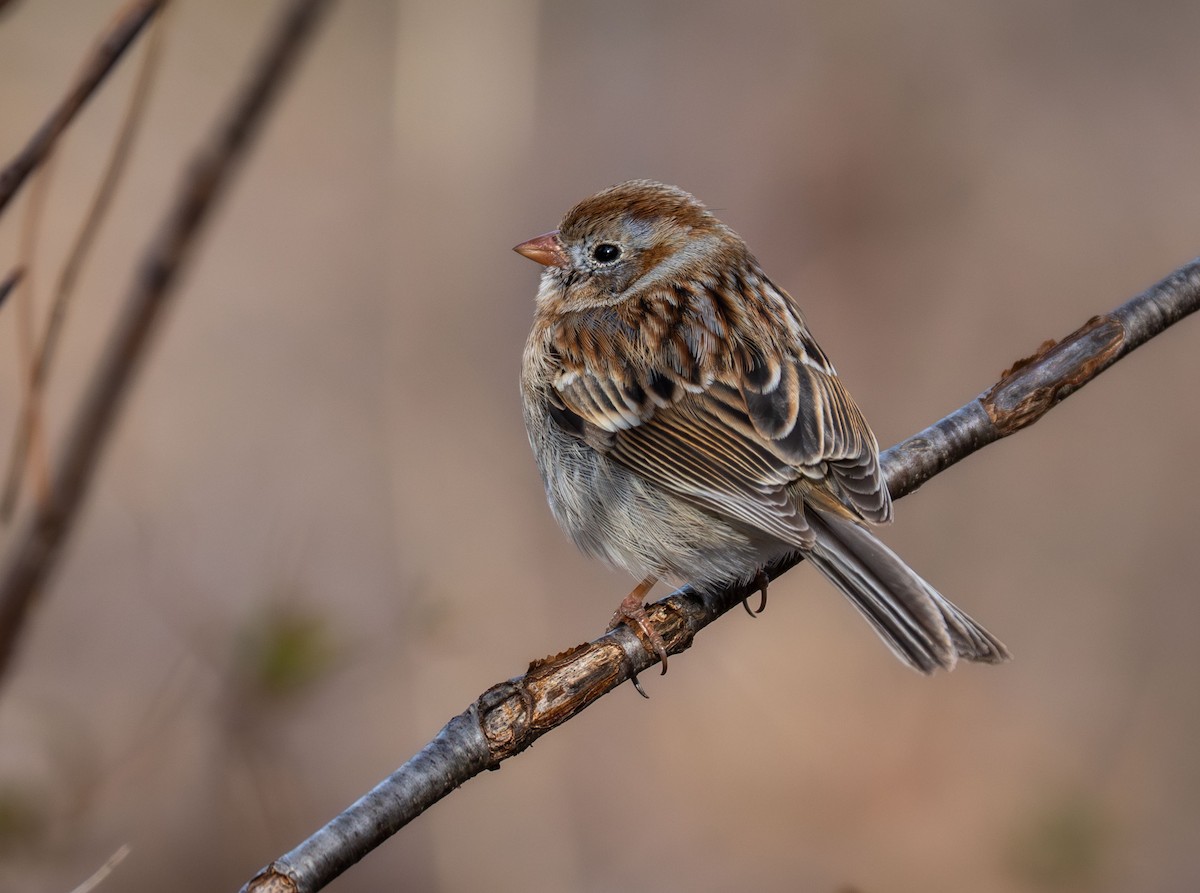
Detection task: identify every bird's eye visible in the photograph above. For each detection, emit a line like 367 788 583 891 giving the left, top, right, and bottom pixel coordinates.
591 243 622 264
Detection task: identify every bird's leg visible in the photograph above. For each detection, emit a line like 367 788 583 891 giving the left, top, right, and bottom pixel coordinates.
740 569 769 617
608 575 669 676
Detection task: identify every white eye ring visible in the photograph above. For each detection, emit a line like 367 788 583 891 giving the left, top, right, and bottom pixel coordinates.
591 243 622 264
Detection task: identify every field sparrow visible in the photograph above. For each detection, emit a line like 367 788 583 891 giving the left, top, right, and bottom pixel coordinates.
516 180 1008 675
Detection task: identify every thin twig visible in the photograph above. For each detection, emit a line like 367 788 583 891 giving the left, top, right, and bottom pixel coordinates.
13 156 54 515
0 0 165 218
1 5 168 522
68 843 131 893
241 258 1200 893
55 9 167 318
0 0 333 684
0 267 24 308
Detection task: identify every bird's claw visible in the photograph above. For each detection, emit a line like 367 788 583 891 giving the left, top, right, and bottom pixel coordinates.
740 570 769 616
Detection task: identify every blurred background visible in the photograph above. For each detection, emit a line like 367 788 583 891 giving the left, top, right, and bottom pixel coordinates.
1 1 1199 890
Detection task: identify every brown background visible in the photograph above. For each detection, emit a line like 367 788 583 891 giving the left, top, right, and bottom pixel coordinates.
1 1 1199 891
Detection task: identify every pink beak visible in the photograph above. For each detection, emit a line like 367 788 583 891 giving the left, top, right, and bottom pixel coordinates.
513 231 568 268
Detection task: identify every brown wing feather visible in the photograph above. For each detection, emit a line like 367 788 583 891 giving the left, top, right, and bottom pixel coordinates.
545 276 892 549
609 396 816 549
753 359 893 524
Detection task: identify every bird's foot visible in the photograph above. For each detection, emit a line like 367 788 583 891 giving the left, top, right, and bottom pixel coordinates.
608 576 668 683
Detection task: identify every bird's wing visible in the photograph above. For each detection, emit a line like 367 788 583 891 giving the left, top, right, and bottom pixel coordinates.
544 284 891 550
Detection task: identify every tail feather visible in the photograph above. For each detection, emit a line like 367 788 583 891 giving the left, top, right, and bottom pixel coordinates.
805 509 1009 673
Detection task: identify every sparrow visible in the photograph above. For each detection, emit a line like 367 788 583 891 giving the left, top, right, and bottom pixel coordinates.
516 180 1008 675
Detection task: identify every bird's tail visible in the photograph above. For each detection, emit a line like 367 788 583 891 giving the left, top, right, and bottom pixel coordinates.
805 509 1009 673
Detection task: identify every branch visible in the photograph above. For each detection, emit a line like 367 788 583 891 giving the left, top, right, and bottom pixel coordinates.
241 258 1200 893
0 0 166 218
0 0 333 684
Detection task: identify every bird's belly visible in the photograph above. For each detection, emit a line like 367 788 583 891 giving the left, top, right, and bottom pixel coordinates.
531 419 783 590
